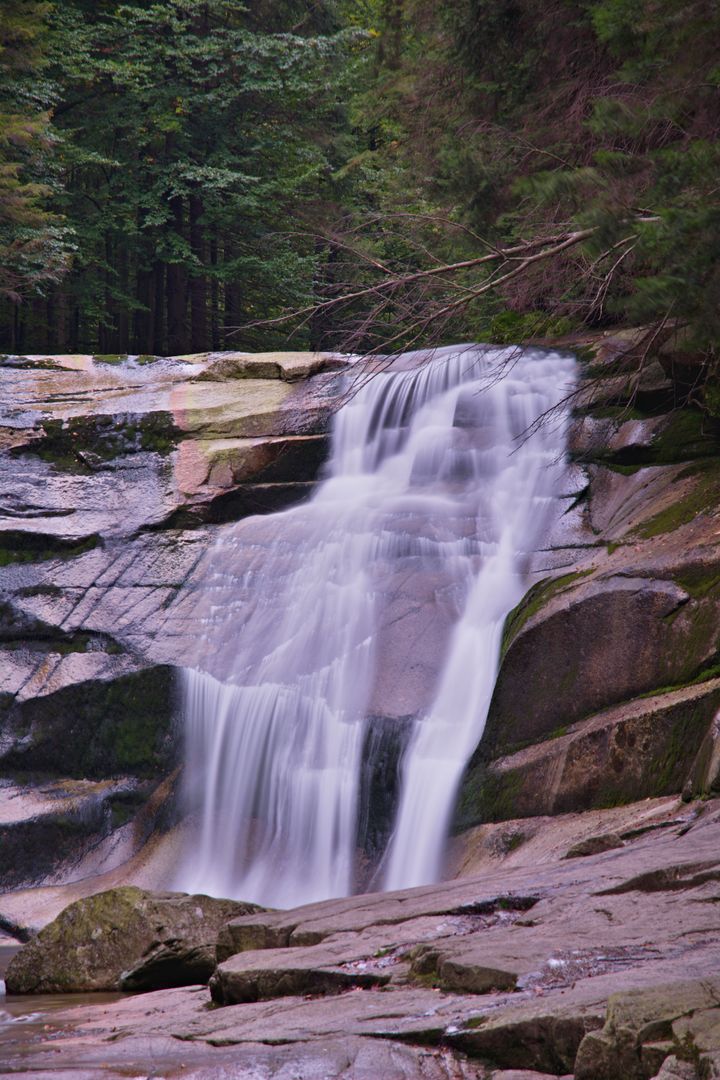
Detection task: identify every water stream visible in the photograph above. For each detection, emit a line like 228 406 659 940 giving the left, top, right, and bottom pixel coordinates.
176 344 575 906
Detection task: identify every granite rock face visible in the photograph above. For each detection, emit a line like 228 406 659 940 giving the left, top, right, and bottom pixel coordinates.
4 338 720 933
0 351 351 891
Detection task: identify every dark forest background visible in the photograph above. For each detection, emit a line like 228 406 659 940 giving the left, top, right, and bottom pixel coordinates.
1 0 718 358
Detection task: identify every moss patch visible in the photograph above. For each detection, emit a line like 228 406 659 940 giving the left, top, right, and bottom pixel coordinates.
454 764 523 831
17 411 178 470
501 569 594 658
673 564 720 599
0 533 99 567
2 665 177 779
635 464 720 539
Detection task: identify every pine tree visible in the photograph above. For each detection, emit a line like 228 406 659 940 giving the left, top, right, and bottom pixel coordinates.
0 0 68 314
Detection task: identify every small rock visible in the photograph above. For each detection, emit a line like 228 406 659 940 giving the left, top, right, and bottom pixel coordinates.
651 1056 701 1079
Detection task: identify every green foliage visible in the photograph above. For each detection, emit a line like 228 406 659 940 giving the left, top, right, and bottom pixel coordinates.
1 0 718 357
489 310 574 344
361 0 720 350
0 0 70 301
1 0 371 352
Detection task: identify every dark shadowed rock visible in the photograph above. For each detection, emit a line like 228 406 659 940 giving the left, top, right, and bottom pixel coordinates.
0 776 160 890
449 997 605 1074
0 660 177 779
459 679 720 826
4 886 262 993
483 575 697 757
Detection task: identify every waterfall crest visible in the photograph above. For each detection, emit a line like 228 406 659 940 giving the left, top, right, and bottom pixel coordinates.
176 345 576 906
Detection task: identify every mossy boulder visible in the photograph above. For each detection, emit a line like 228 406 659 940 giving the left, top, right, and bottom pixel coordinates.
5 887 263 994
575 978 720 1080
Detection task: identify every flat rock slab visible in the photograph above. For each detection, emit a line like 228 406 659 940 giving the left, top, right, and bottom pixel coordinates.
192 349 347 382
218 801 720 956
210 943 391 1004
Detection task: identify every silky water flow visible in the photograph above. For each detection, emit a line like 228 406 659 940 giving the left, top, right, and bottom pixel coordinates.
176 345 576 906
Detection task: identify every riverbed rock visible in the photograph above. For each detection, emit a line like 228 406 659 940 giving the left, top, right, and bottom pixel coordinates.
4 886 261 993
210 943 391 1004
574 978 720 1080
4 799 720 1076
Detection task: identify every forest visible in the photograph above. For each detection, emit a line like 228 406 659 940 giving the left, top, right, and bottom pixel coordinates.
1 0 719 359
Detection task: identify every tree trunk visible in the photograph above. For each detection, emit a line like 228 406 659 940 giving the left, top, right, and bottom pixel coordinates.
380 0 403 69
30 295 46 352
166 196 187 355
153 260 165 355
189 192 208 352
134 261 154 354
210 232 220 351
56 289 69 352
223 241 241 348
116 243 130 352
99 233 113 353
69 302 80 353
309 239 340 351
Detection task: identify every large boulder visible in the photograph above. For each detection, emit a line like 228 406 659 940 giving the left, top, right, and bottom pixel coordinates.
481 572 717 759
4 886 262 994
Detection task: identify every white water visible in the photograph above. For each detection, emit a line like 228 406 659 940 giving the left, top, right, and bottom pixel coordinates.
177 344 575 906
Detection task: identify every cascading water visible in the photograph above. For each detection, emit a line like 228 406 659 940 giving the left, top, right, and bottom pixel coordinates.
176 344 576 906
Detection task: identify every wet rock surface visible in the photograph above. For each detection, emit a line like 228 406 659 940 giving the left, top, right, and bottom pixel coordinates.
3 341 720 1076
0 352 355 890
459 329 720 827
5 342 720 895
2 798 720 1076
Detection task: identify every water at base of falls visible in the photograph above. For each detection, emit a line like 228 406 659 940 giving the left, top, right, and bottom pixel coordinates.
176 344 576 907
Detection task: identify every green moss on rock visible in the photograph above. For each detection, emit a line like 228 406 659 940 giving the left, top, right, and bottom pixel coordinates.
0 533 99 567
0 665 177 779
500 569 594 659
5 887 262 994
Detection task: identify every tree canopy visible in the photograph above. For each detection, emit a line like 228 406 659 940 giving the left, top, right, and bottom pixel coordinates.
0 0 718 361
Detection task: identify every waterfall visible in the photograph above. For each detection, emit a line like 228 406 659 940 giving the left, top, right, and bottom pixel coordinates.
176 344 575 906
